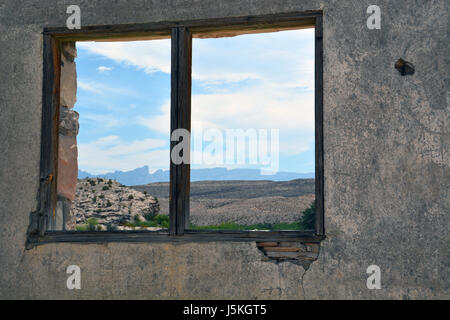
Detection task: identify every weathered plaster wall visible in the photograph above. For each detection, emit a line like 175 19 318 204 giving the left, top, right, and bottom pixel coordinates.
0 0 448 299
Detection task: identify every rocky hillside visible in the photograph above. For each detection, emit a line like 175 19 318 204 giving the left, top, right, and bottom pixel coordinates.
72 178 162 230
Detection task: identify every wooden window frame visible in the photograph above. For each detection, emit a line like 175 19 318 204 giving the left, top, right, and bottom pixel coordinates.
27 11 325 247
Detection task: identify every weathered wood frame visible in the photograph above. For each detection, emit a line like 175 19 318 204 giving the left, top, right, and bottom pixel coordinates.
26 35 60 241
28 11 324 246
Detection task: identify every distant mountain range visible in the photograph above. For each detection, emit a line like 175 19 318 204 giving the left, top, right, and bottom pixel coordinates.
78 166 314 186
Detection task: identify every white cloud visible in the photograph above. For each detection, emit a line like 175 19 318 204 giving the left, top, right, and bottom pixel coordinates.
136 101 170 135
76 29 314 88
97 66 113 72
135 82 314 157
77 40 171 74
81 113 121 128
78 136 169 174
191 86 314 131
192 28 315 89
189 28 315 157
77 80 141 99
192 71 261 86
191 81 314 155
134 89 313 162
78 80 102 94
76 28 315 172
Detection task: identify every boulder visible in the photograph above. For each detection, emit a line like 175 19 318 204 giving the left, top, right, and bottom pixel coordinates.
72 178 162 228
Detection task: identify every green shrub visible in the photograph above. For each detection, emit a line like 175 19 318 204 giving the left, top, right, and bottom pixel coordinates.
75 224 88 231
143 206 159 221
154 214 169 228
102 186 110 191
86 217 99 231
88 179 96 186
128 195 134 200
99 194 105 199
143 191 147 195
144 212 155 221
106 200 112 207
106 224 117 231
300 200 315 230
124 214 169 229
140 220 158 227
138 213 170 228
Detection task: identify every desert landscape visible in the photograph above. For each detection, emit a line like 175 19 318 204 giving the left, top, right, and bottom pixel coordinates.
72 178 315 231
132 179 315 227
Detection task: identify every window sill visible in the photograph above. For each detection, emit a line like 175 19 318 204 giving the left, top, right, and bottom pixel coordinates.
27 230 325 247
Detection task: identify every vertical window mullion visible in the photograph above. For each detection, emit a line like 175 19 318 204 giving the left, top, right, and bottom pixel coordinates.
170 27 192 236
314 15 325 236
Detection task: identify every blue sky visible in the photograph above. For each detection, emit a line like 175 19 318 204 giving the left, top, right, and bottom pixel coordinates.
75 28 315 175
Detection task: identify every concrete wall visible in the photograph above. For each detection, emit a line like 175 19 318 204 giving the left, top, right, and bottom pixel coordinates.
0 0 448 299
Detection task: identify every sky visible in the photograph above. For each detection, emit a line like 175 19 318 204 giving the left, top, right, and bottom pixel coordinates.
75 28 315 175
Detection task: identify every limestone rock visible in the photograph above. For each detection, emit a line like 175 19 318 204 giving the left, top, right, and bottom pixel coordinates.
59 106 79 136
72 178 162 229
60 42 77 108
61 41 77 60
57 135 78 201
